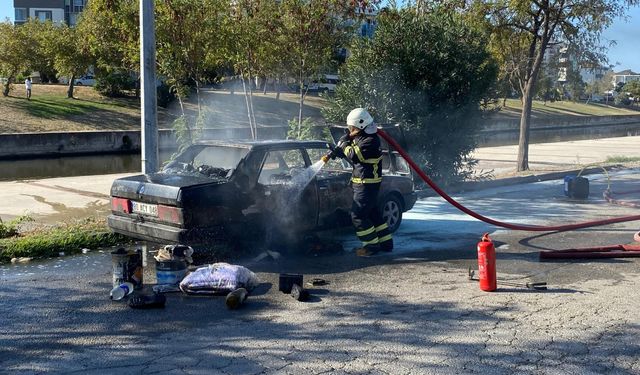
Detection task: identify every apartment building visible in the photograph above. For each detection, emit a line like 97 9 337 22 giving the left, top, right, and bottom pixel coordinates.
14 0 88 26
612 69 640 87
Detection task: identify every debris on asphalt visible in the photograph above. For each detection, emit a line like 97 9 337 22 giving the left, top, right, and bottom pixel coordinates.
179 263 259 295
10 257 32 263
225 288 248 309
81 248 91 254
111 247 143 288
290 283 309 302
58 252 65 257
152 284 181 294
279 273 303 293
128 292 166 309
468 268 548 291
110 282 134 301
308 278 329 287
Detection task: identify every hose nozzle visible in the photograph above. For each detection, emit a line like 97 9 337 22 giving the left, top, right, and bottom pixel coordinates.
321 154 330 163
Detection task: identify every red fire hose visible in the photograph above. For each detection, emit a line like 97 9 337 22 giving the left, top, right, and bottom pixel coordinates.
377 128 640 232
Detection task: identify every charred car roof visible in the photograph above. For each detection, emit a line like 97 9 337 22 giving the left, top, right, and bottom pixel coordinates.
193 139 330 149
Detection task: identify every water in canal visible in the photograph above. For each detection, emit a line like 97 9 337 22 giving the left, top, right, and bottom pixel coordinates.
0 151 174 181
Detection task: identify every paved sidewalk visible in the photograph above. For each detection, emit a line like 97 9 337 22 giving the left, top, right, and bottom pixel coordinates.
471 135 640 177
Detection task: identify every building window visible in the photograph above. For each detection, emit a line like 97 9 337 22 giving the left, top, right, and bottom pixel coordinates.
35 11 53 21
15 8 27 22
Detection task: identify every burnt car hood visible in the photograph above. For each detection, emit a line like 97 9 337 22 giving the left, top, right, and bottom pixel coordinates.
110 173 229 206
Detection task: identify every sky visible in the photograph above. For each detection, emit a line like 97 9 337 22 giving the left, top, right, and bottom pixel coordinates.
0 2 638 73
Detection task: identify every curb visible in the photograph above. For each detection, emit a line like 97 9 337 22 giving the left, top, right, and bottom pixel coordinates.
415 165 629 198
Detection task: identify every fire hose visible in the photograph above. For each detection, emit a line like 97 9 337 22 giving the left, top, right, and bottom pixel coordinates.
377 128 640 232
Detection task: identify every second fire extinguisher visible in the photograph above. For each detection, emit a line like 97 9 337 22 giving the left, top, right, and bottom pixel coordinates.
477 233 497 292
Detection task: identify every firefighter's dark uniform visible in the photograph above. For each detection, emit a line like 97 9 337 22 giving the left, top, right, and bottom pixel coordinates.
339 132 393 253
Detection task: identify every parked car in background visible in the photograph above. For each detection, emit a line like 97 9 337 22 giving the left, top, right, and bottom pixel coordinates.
292 74 340 93
108 129 416 246
74 75 96 86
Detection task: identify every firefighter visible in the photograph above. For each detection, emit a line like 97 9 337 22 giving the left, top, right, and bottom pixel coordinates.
334 108 393 256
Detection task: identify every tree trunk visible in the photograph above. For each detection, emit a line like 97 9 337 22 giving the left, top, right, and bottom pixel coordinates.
516 80 536 171
247 71 257 140
2 73 15 97
67 74 76 98
263 77 268 95
275 77 281 101
241 77 255 140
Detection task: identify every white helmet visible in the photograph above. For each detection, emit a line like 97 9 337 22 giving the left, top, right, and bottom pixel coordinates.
346 108 376 134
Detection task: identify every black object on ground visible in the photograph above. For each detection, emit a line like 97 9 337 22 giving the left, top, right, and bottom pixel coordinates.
225 288 248 310
128 292 166 309
279 273 303 293
308 278 329 287
468 268 547 291
291 284 309 302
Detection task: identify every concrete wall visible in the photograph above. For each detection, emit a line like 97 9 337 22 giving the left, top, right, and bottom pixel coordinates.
477 115 640 147
1 115 639 159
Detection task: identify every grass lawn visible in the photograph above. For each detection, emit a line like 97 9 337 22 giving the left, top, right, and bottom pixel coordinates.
492 98 640 120
0 84 325 133
0 84 142 133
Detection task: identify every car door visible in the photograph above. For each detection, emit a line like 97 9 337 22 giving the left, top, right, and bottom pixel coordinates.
255 147 319 232
304 146 352 229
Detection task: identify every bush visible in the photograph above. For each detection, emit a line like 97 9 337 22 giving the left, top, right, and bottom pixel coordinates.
287 117 330 141
323 8 497 184
95 70 136 97
615 95 631 106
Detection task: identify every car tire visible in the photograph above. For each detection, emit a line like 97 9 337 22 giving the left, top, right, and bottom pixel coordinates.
380 194 403 233
76 82 83 86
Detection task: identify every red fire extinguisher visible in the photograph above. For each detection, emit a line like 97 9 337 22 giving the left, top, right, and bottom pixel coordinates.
477 233 497 292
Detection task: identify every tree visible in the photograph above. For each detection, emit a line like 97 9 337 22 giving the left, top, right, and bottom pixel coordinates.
42 24 93 98
622 80 640 106
477 0 639 171
155 0 227 148
0 21 42 96
323 7 497 183
280 0 352 136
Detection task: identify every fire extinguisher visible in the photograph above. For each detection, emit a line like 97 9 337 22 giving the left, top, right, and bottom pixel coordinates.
477 233 497 292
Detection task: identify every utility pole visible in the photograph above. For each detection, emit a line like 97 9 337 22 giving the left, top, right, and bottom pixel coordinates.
140 0 158 174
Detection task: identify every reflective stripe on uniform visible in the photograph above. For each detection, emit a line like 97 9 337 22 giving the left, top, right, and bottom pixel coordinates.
378 234 392 243
343 145 353 157
353 145 383 164
351 176 383 184
375 223 389 232
362 237 380 246
356 226 376 237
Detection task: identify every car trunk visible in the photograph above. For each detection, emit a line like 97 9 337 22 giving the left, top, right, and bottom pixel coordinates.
110 173 236 228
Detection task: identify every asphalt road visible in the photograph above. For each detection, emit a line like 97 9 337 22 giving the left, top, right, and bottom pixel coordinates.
1 169 639 374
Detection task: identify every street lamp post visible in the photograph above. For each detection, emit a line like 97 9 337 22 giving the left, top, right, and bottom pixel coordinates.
140 0 158 174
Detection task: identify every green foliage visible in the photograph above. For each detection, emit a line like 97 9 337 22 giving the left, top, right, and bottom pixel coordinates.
0 21 42 96
622 81 640 104
287 117 330 141
0 216 33 239
605 155 640 163
172 110 205 156
95 70 136 97
0 218 124 263
324 8 497 184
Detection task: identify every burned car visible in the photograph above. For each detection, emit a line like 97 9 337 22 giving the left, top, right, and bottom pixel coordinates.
108 133 417 245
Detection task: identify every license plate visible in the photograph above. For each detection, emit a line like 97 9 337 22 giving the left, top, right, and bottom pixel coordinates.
131 201 158 217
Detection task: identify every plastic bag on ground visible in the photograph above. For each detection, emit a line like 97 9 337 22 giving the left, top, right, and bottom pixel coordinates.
179 263 259 295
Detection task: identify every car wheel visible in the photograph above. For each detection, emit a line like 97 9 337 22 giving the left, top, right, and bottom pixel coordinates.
76 82 83 85
380 194 403 233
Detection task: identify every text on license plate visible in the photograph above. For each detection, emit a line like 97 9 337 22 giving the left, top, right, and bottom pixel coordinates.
131 201 158 216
